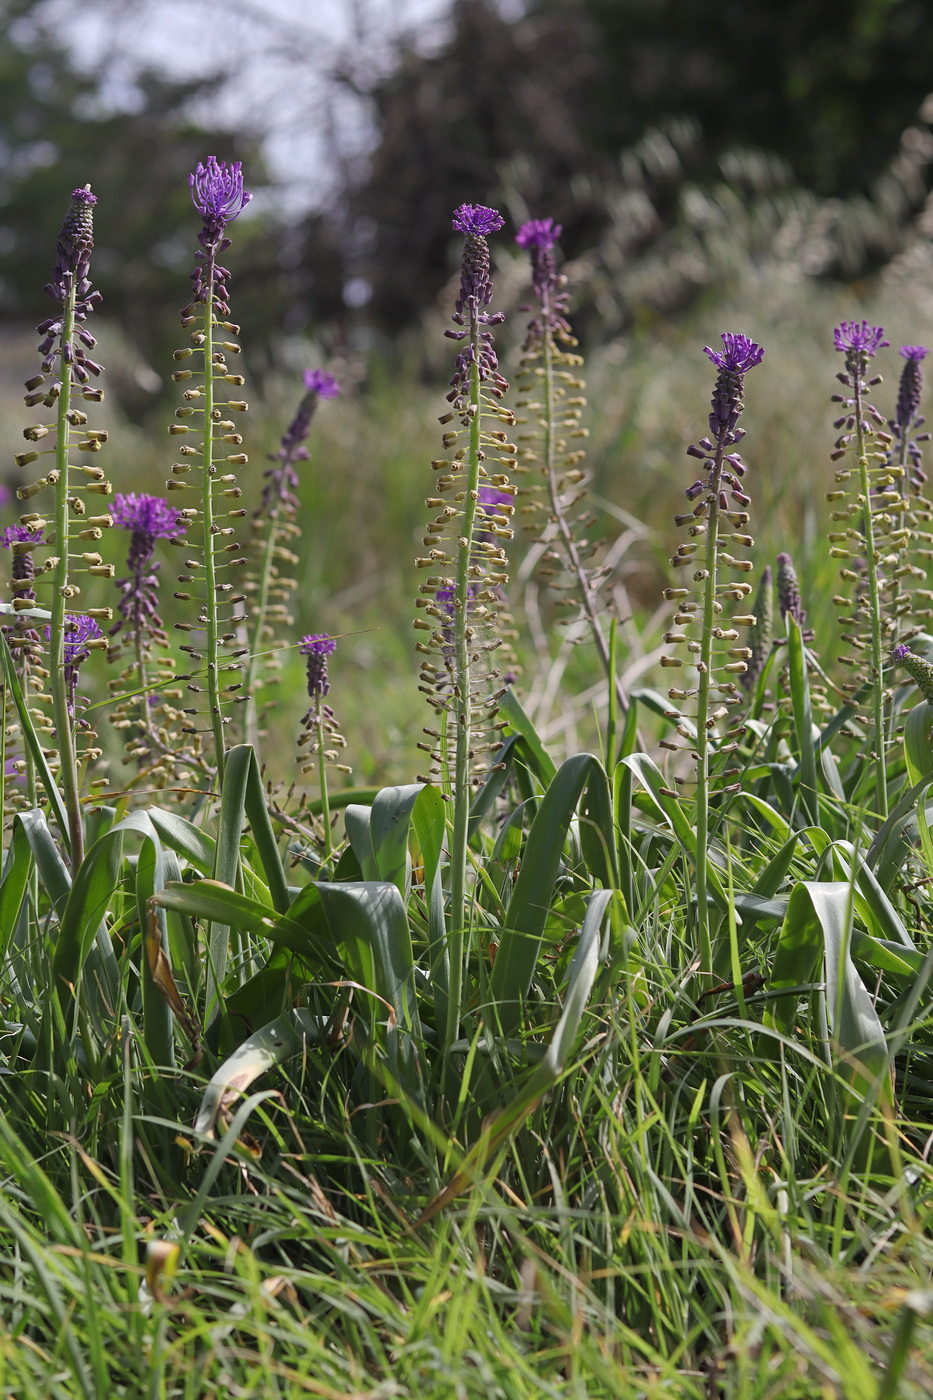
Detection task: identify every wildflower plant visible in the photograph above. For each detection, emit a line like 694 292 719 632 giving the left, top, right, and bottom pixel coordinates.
826 320 907 816
662 332 763 973
413 203 515 1046
167 157 252 783
244 369 339 756
512 217 626 709
11 186 112 863
108 493 187 775
296 631 349 859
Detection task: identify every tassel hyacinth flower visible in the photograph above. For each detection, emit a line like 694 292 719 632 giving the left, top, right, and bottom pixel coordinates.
17 186 112 864
413 203 515 1050
245 369 340 754
167 158 252 782
826 319 903 815
661 331 763 975
108 493 188 771
296 632 349 859
512 217 626 710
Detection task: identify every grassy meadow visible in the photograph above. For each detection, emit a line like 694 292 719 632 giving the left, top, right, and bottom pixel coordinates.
0 180 931 1400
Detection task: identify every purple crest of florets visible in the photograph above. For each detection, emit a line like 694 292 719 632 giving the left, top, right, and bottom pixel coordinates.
1 525 43 549
54 613 102 663
892 643 912 661
478 485 511 511
189 157 252 224
452 204 504 237
901 345 929 363
111 493 178 540
71 188 97 206
515 218 562 249
833 321 889 355
703 333 765 373
303 369 340 399
300 633 337 698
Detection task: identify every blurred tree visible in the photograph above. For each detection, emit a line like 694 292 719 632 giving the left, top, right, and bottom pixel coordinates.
311 0 933 337
582 0 933 196
0 0 285 409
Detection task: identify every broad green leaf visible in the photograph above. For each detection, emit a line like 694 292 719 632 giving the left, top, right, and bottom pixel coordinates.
904 702 933 786
0 818 33 956
498 687 557 786
370 783 424 894
0 633 69 843
155 880 340 970
490 753 600 1035
766 881 842 1035
344 802 376 878
18 807 71 912
193 1008 321 1138
148 808 216 872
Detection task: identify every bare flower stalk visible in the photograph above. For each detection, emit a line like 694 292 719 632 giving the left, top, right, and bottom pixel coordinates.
168 158 252 785
414 204 513 1048
827 321 892 817
244 370 339 757
17 187 111 863
513 218 628 711
663 333 763 975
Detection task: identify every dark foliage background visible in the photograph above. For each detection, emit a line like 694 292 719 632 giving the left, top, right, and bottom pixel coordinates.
3 0 933 380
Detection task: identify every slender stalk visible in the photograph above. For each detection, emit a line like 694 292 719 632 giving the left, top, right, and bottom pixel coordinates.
851 374 887 819
539 293 629 714
198 266 226 785
49 285 83 865
315 704 333 861
692 462 724 978
445 352 483 1049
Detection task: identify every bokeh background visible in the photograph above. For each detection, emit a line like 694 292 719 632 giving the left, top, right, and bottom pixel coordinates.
5 0 933 784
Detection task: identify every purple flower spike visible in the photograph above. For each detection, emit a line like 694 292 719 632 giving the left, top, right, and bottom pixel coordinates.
300 633 337 698
891 344 930 487
703 333 765 373
452 204 504 237
112 493 178 541
833 321 889 356
111 493 180 646
448 203 509 408
189 157 251 227
303 368 340 399
45 614 102 716
515 218 562 249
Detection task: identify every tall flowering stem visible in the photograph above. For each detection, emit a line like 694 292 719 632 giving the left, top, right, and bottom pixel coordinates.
414 204 513 1049
244 370 339 755
168 158 252 784
296 633 349 861
827 321 892 817
513 218 627 709
109 494 187 773
664 334 763 975
19 187 111 864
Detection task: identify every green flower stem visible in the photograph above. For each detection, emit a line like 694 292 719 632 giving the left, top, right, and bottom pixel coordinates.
539 294 629 715
692 461 723 979
243 488 284 755
315 703 333 862
852 377 887 818
198 262 226 784
49 284 84 866
445 351 483 1051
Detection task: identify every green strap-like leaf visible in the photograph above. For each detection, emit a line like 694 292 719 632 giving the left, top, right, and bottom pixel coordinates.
498 687 557 786
490 753 600 1035
155 880 340 970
